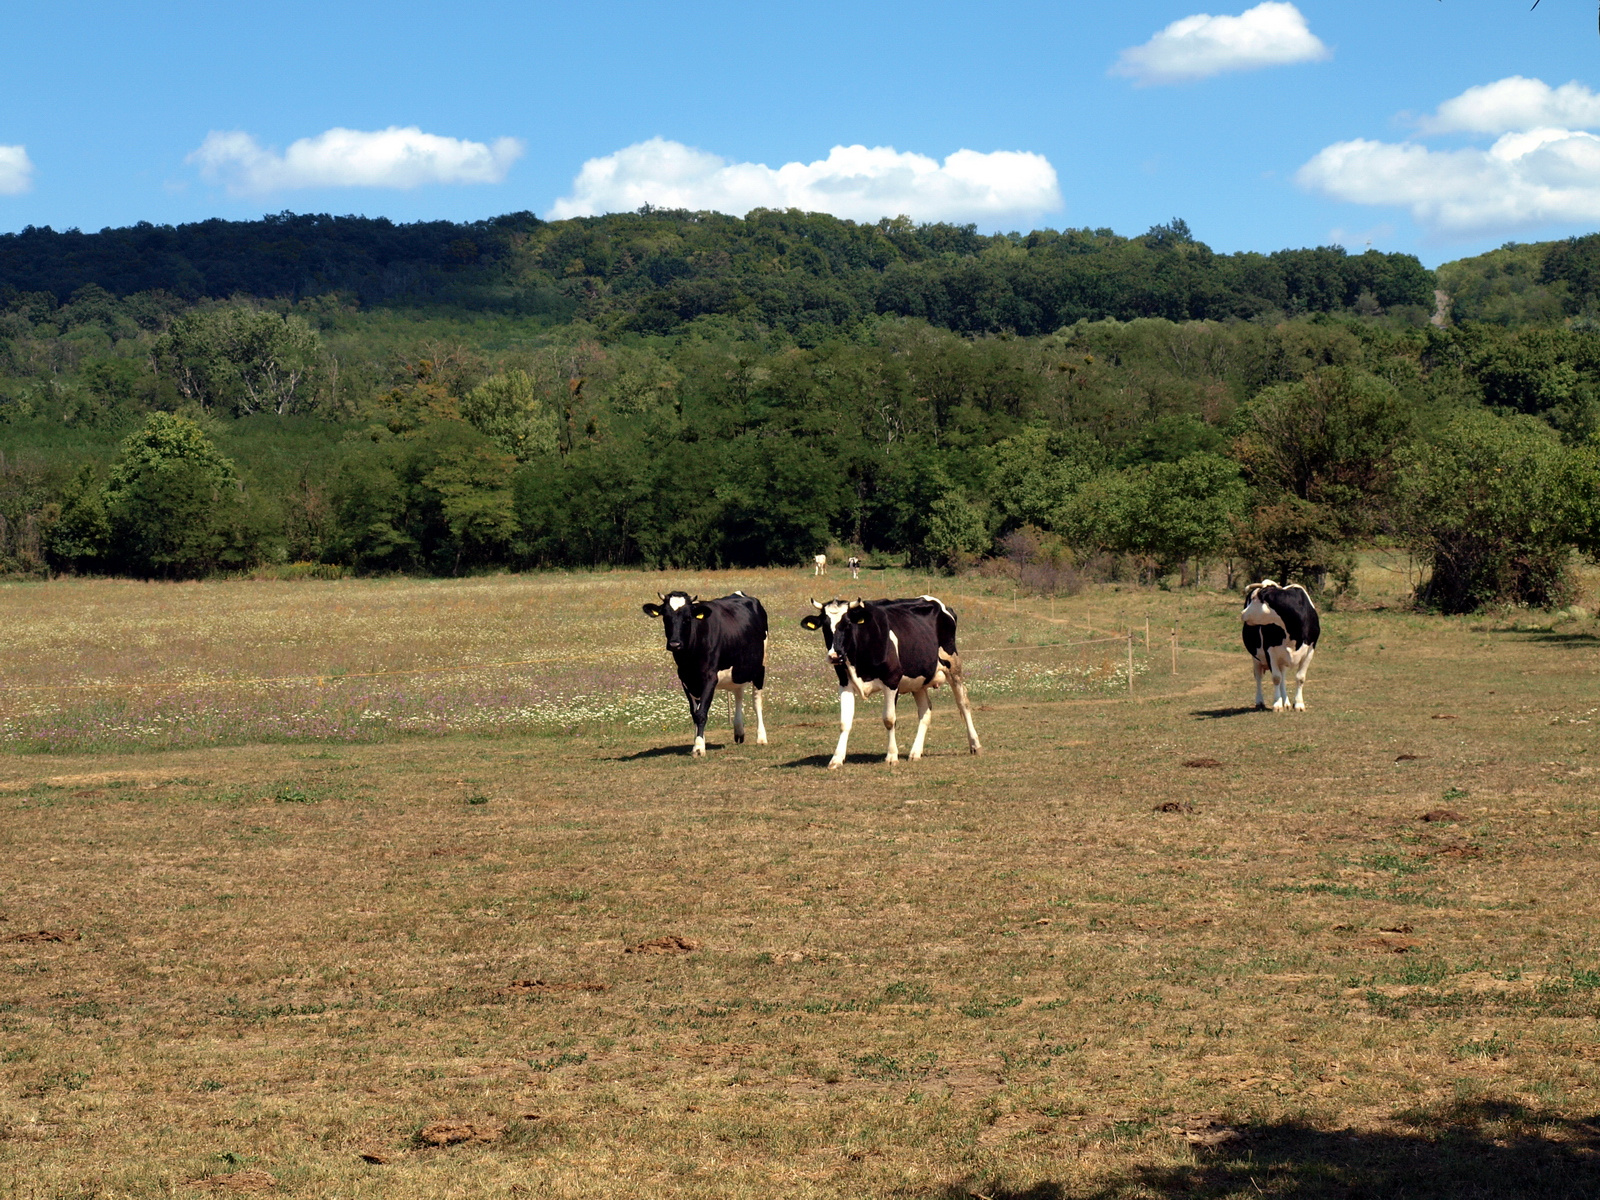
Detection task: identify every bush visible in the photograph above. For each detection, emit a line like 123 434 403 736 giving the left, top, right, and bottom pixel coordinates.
1397 409 1595 612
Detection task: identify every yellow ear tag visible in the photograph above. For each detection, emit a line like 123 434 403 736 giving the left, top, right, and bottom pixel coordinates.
694 612 705 619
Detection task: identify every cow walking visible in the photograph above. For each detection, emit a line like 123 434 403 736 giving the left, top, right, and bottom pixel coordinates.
801 596 981 768
1241 580 1320 711
642 590 768 756
847 555 861 580
813 554 828 576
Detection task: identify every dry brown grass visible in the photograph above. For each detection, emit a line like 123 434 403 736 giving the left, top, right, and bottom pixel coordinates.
2 559 1600 1198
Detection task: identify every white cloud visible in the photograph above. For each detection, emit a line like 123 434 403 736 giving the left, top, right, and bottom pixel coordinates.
1418 76 1600 135
188 126 523 196
1112 2 1328 86
1298 129 1600 234
1300 74 1600 235
0 145 34 195
547 137 1062 225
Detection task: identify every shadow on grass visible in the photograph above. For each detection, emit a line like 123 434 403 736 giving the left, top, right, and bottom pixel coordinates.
1514 631 1600 647
1189 706 1260 720
778 753 888 769
610 743 725 761
935 1100 1600 1200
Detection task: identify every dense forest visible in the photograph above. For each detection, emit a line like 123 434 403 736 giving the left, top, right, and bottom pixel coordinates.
4 206 1600 612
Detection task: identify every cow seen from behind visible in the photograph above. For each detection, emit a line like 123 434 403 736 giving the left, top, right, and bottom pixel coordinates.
641 590 768 756
1241 580 1320 711
801 596 981 768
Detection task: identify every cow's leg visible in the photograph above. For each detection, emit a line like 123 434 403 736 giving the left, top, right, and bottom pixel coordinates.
828 689 855 770
883 688 899 763
731 684 746 744
907 687 934 760
947 662 982 755
690 679 718 756
1269 650 1288 712
753 687 768 745
1253 656 1268 710
1292 647 1314 711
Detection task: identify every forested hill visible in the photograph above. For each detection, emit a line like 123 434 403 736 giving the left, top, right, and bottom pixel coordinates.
0 209 1436 337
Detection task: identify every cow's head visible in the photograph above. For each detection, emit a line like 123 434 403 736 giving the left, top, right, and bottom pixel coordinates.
642 591 711 653
1241 579 1282 624
800 597 867 664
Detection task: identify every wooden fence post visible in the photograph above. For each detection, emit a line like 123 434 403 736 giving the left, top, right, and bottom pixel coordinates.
1127 630 1134 696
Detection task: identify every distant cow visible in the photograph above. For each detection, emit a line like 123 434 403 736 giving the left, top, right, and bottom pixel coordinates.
801 596 981 768
1241 580 1320 711
813 554 828 576
847 556 861 580
642 590 768 756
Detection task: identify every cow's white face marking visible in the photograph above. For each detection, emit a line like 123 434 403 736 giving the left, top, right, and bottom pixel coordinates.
668 594 688 610
1241 595 1286 631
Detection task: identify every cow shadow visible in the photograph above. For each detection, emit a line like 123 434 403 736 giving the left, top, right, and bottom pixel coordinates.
1190 705 1260 720
778 753 888 769
1516 630 1600 647
610 743 725 761
932 1100 1600 1200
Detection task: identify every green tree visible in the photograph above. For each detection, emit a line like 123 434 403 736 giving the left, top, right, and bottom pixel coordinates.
459 370 559 462
985 425 1104 533
328 420 517 574
923 490 991 569
44 464 110 572
104 413 272 577
1397 409 1592 612
151 307 323 416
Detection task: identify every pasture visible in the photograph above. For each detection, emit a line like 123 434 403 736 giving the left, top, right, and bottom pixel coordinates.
2 563 1599 1199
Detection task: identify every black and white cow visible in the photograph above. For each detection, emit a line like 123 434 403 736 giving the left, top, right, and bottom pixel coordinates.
641 590 768 756
1241 580 1320 712
847 556 861 580
800 596 981 768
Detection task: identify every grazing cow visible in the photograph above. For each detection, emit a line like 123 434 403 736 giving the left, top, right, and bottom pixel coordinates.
1241 580 1320 711
813 554 828 576
847 555 861 580
641 590 768 756
800 596 981 768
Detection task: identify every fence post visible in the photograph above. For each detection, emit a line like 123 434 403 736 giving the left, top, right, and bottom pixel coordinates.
1170 624 1177 675
1144 616 1150 648
1127 630 1134 696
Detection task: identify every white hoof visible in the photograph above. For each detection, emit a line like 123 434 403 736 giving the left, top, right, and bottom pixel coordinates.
757 734 768 745
1294 702 1306 712
827 758 843 770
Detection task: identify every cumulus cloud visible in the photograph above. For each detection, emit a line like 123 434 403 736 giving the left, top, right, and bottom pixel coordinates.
1417 76 1600 135
1112 2 1327 86
1300 129 1600 234
547 137 1062 224
188 126 523 195
0 145 34 195
1300 74 1600 234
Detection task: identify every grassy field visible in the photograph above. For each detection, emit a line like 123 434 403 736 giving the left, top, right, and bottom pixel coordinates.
2 561 1599 1198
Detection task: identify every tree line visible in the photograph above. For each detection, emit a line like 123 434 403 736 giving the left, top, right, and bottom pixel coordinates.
4 212 1600 612
1 210 1435 338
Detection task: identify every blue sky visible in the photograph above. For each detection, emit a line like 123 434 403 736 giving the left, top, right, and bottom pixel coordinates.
6 1 1600 265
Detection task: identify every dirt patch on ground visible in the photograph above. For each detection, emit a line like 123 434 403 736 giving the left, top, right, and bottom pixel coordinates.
1153 801 1194 813
415 1121 502 1147
1421 809 1465 822
192 1170 276 1192
625 936 700 955
1182 758 1223 769
9 929 79 944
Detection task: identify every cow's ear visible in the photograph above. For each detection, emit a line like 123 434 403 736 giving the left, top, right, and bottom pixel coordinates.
641 603 663 618
800 615 823 630
849 606 868 625
691 602 711 620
